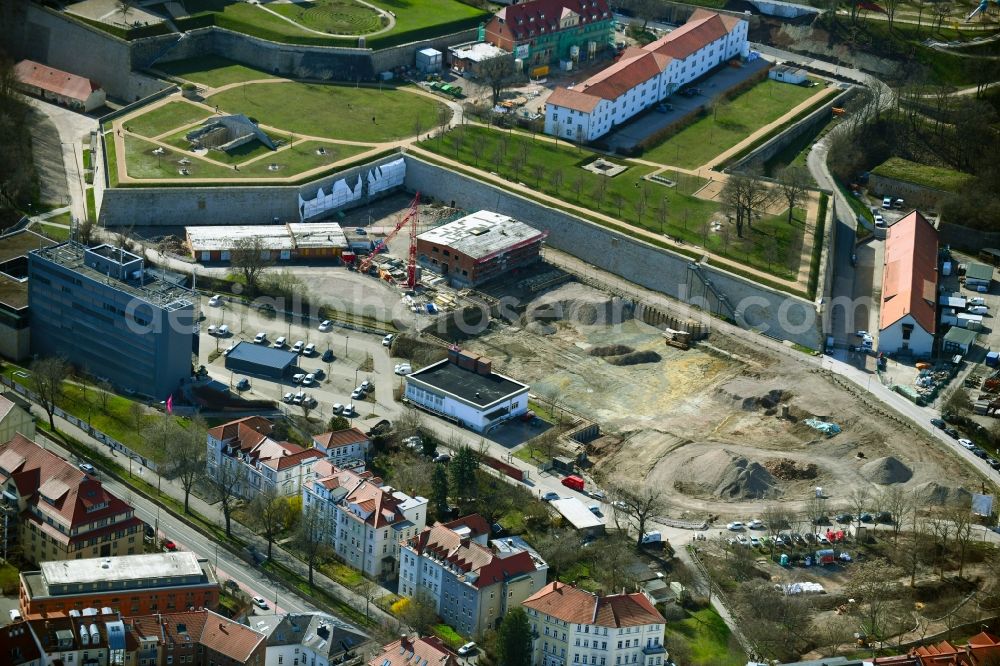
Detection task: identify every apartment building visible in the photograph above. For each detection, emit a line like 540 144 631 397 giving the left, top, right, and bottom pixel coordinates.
0 434 144 564
205 417 324 500
368 635 460 666
544 10 749 141
398 515 548 637
310 428 370 468
28 242 196 400
485 0 614 70
254 612 369 666
522 582 667 666
130 609 267 666
25 610 127 666
302 460 426 580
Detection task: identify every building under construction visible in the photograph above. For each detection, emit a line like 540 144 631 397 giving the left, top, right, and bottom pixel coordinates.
415 211 548 288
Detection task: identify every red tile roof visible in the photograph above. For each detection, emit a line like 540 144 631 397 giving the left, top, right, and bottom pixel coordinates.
578 51 667 100
546 87 604 113
307 463 409 527
369 635 459 666
494 0 611 42
523 582 665 627
213 416 320 471
207 416 272 443
313 427 369 449
130 610 265 663
646 12 729 60
14 60 101 102
880 210 938 333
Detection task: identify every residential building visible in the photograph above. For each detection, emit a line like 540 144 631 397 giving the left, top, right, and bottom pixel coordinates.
25 611 127 666
415 210 548 288
185 224 347 263
544 10 749 141
485 0 615 71
302 459 426 580
19 551 219 616
130 608 267 666
0 229 57 362
0 622 42 666
398 515 548 637
522 581 667 666
0 433 144 565
868 631 1000 666
404 346 529 433
205 416 324 500
28 242 196 399
0 393 35 443
368 635 460 666
311 428 371 467
14 60 106 112
254 612 369 666
878 210 938 357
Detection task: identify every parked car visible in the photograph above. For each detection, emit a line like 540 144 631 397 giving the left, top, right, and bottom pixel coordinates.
749 536 761 547
254 331 267 344
318 320 332 332
403 436 422 449
78 462 96 475
9 609 23 622
944 427 960 439
252 596 269 610
394 364 413 375
235 378 250 391
163 540 177 552
736 535 749 546
361 380 373 392
208 294 223 307
322 349 335 363
747 519 764 529
875 511 893 523
542 492 560 501
351 388 365 400
342 403 354 416
969 297 986 306
303 343 317 356
893 198 905 210
859 512 873 523
836 513 853 523
816 533 830 544
458 642 477 657
283 392 293 403
332 403 344 414
882 196 893 209
930 418 946 429
217 324 229 336
874 214 886 228
293 392 305 405
207 324 217 335
273 336 287 348
726 521 744 531
303 374 316 386
959 438 975 449
433 454 451 463
292 373 306 384
969 305 989 315
292 340 305 353
382 334 395 347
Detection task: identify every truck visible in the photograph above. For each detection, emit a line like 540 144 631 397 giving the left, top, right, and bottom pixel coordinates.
815 548 836 565
561 475 585 491
957 312 984 330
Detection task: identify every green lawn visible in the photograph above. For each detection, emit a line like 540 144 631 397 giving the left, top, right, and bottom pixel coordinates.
37 222 71 241
0 561 19 595
421 126 807 280
236 141 371 177
432 624 465 647
269 0 384 34
318 560 365 588
160 126 279 165
872 156 972 192
105 133 119 187
158 56 278 87
85 187 96 222
126 100 213 139
206 82 445 142
644 79 827 169
665 608 746 666
123 136 236 180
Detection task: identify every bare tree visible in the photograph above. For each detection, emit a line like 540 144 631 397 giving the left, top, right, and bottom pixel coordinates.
776 166 810 224
250 487 293 560
880 486 914 546
592 178 608 210
847 487 872 534
761 504 792 557
847 558 903 646
721 168 774 237
399 590 439 634
357 577 382 620
31 357 68 431
230 236 273 296
609 484 668 548
549 167 565 192
77 218 94 246
165 416 206 514
208 460 245 538
570 174 586 202
479 55 522 107
294 502 333 589
948 500 975 578
925 511 953 580
96 378 113 411
882 0 903 29
530 162 546 188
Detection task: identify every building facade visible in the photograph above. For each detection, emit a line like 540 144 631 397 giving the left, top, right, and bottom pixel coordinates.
485 0 614 70
19 552 219 616
28 243 195 399
544 11 749 141
256 612 368 666
129 609 267 666
0 394 35 443
398 515 548 637
14 60 106 112
878 211 938 357
302 460 426 580
0 434 144 565
185 224 347 263
311 428 371 468
522 582 667 666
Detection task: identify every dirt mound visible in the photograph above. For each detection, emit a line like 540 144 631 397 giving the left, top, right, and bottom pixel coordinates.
741 389 787 411
606 350 662 366
590 344 634 357
913 482 972 506
763 458 818 480
675 449 779 500
525 283 633 326
860 456 912 485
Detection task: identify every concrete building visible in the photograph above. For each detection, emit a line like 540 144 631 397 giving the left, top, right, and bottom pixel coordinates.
405 346 529 433
28 243 195 399
224 342 299 381
185 223 347 263
19 551 219 616
448 41 510 75
522 582 667 666
398 515 548 637
0 434 144 565
943 326 977 355
129 608 267 666
311 428 371 468
544 10 749 141
205 416 324 500
14 60 106 112
0 394 35 443
0 229 56 362
415 210 548 287
254 612 368 666
485 0 615 72
878 211 938 357
302 460 426 580
768 63 808 84
186 114 277 153
368 635 460 666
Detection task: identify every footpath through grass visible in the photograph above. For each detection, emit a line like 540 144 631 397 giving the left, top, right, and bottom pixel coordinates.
644 80 825 169
665 608 746 666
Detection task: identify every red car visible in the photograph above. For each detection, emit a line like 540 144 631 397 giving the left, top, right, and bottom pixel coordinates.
163 540 177 552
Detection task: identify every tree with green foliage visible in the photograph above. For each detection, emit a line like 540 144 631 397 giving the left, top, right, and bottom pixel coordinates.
449 446 479 505
328 414 350 431
431 464 449 519
497 607 533 666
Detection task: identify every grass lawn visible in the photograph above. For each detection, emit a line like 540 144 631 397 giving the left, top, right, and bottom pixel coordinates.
83 147 92 170
318 560 365 588
123 136 235 180
764 112 842 184
85 187 96 222
158 56 278 87
127 101 213 139
37 222 71 241
269 0 384 34
0 561 19 595
644 79 825 169
432 624 465 647
207 82 445 143
237 141 371 177
665 608 746 666
421 126 806 280
105 133 119 187
871 156 972 192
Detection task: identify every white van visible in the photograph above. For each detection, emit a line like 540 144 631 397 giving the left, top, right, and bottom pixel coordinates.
969 305 989 315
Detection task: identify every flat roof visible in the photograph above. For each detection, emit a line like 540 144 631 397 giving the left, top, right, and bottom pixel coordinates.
225 341 298 369
417 210 546 261
407 359 528 407
0 229 56 264
0 273 28 310
450 42 509 63
944 327 977 345
966 262 994 281
41 552 202 586
186 225 293 252
287 223 347 249
550 498 604 530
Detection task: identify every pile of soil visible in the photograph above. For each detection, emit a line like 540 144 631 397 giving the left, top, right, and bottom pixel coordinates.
741 389 787 411
860 456 913 485
763 458 818 480
525 283 633 326
675 449 780 500
913 481 972 506
590 344 634 357
606 350 662 366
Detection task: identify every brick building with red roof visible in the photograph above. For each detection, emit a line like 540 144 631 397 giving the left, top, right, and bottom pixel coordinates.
369 635 460 666
14 60 106 112
485 0 614 70
878 210 938 356
0 434 144 565
129 608 266 666
311 427 371 467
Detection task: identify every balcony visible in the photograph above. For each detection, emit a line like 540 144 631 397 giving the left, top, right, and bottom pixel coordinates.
642 643 667 655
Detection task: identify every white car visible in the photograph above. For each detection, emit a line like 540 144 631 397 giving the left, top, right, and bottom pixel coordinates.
382 334 395 347
303 395 317 408
747 519 764 529
292 373 306 384
736 535 749 546
458 642 477 656
217 324 229 336
352 388 365 400
749 536 761 547
816 533 830 544
332 403 344 414
207 324 217 335
252 596 269 610
874 213 886 228
361 380 372 392
9 609 22 622
727 521 745 531
208 294 223 307
292 340 305 353
254 332 267 344
394 363 412 375
303 343 316 356
78 462 96 475
273 336 287 348
292 392 305 405
342 403 354 416
282 392 293 403
318 320 332 332
958 438 975 450
303 373 315 386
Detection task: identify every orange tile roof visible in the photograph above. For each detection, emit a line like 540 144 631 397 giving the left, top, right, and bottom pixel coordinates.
130 610 265 663
880 210 938 333
14 60 100 102
369 635 459 666
547 86 604 113
523 581 665 627
313 427 369 449
578 51 667 100
207 416 272 443
646 12 729 60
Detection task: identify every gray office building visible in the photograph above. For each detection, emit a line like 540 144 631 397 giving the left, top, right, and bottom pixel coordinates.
28 242 196 399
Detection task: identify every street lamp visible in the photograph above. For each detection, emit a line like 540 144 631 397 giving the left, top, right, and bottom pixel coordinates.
345 334 349 357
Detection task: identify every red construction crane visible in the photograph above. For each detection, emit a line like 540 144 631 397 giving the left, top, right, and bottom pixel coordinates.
357 192 420 288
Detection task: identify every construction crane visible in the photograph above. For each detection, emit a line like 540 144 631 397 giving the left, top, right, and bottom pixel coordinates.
357 192 420 288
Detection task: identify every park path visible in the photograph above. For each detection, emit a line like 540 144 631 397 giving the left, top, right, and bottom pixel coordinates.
255 0 396 39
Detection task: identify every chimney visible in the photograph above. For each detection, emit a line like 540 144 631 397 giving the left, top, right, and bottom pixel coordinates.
476 357 492 376
447 345 461 365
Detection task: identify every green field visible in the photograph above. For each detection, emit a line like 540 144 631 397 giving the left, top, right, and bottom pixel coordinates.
665 608 746 666
37 222 71 241
123 136 236 180
206 82 446 143
270 0 384 34
236 141 371 177
158 56 279 87
126 101 213 138
421 126 806 280
872 156 972 192
644 79 827 169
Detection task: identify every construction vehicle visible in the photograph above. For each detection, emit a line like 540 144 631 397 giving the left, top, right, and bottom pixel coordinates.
982 369 1000 392
357 193 420 289
663 328 691 350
